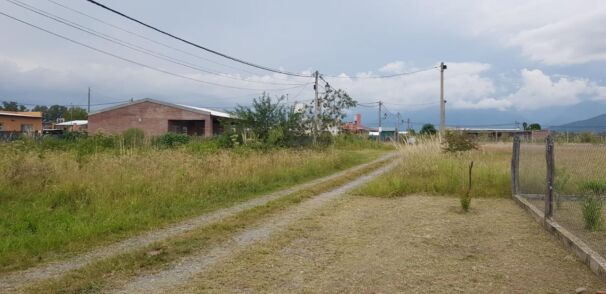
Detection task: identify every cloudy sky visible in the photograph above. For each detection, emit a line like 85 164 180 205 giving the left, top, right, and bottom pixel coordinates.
1 0 605 127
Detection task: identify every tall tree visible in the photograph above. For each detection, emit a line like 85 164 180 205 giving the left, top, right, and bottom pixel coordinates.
420 123 437 135
0 101 27 111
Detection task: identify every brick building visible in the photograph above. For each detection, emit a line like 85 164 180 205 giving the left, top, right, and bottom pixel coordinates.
88 98 231 137
0 111 43 133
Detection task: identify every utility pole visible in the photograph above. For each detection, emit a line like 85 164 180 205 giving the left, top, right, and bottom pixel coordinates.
440 62 447 137
87 87 91 114
407 118 411 131
313 70 319 144
378 100 382 142
395 112 401 142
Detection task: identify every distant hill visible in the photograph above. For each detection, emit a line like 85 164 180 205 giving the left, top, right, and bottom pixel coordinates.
551 114 606 132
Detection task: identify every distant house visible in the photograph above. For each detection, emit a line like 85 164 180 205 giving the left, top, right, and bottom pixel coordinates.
88 98 231 137
342 114 369 134
56 120 88 132
0 111 43 133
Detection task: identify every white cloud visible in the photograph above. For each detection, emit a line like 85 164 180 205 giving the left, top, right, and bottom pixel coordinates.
440 0 606 65
505 69 602 110
507 9 606 65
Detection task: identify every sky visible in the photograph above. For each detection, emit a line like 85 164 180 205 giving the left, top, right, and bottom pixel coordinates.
1 0 606 128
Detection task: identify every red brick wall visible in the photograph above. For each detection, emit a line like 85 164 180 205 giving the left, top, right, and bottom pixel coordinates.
88 101 213 137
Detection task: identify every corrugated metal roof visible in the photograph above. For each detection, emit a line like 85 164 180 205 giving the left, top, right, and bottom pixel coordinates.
56 120 88 126
177 105 231 118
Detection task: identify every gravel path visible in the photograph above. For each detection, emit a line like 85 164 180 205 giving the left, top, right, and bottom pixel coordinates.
107 159 400 294
0 153 395 293
182 195 606 293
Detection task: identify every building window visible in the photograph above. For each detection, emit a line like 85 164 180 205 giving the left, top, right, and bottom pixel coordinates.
21 124 33 133
0 122 3 131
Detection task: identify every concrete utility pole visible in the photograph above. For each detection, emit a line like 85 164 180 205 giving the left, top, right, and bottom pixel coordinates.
440 62 447 136
87 87 91 114
313 70 319 143
407 118 411 131
378 100 382 142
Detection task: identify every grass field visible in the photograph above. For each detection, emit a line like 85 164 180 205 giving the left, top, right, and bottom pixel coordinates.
0 143 387 272
356 141 512 198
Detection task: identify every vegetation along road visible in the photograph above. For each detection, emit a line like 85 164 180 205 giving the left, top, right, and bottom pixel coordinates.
3 140 605 293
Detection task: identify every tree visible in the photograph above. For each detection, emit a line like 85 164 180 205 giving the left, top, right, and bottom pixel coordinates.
0 101 27 111
522 122 541 131
231 93 305 146
419 123 437 135
317 86 357 133
45 105 68 122
528 123 541 130
64 107 88 120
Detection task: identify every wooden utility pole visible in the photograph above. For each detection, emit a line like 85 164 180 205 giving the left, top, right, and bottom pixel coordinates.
87 87 91 114
377 100 382 142
313 70 319 143
440 62 447 136
545 133 555 219
407 118 411 131
395 112 401 142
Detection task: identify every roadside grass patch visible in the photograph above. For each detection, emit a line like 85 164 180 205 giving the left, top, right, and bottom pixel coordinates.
355 141 511 198
21 158 389 294
0 144 384 272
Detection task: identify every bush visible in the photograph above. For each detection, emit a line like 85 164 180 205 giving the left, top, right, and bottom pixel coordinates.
153 133 191 148
442 131 478 153
581 180 606 231
122 128 145 148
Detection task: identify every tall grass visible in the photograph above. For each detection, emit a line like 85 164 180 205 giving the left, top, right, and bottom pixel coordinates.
356 140 511 198
0 143 383 272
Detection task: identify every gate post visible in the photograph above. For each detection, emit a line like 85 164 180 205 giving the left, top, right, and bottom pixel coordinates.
545 134 555 219
511 135 520 196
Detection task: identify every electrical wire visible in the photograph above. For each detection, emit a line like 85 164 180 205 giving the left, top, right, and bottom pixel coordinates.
84 0 312 78
7 0 306 87
0 10 307 92
45 0 292 79
323 66 438 79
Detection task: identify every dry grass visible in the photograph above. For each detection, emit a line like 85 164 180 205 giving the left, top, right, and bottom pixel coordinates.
0 145 384 272
356 140 511 198
20 158 391 294
181 195 606 293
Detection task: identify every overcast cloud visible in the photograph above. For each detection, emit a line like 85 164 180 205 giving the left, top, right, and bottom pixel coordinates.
0 0 605 124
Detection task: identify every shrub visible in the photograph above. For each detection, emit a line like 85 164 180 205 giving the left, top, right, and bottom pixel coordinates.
153 133 191 148
581 180 606 231
442 131 478 153
122 128 145 148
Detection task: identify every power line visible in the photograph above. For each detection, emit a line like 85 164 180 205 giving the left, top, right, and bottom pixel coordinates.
323 67 438 79
7 0 306 87
85 0 312 78
45 0 288 79
0 10 307 92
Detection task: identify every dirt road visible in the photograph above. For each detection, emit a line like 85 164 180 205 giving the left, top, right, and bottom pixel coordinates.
177 195 606 293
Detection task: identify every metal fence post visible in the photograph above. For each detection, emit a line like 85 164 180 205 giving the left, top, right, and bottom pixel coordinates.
511 135 520 196
545 133 555 219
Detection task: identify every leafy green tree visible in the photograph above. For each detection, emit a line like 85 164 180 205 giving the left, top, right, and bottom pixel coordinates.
419 123 437 135
317 86 357 133
0 101 27 111
64 107 88 120
231 93 305 146
45 105 68 122
528 123 541 130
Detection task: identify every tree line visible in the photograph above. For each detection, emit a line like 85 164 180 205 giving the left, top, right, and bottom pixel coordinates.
0 101 87 121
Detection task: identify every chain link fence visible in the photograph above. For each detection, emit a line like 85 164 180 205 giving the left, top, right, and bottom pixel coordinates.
516 136 606 257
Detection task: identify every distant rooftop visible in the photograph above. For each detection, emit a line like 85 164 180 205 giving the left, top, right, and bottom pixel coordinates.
56 120 88 126
0 111 42 118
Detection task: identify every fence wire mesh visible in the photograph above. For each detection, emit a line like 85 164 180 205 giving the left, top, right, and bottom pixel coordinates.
518 139 606 257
